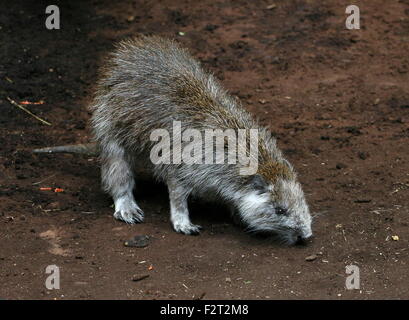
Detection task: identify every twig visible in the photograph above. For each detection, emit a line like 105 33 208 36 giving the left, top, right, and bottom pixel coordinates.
32 173 57 185
341 229 347 242
6 97 52 126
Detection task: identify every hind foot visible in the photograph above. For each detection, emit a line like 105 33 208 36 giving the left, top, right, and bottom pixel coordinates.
113 196 144 224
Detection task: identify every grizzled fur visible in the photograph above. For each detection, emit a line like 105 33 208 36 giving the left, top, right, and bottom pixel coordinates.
90 35 312 245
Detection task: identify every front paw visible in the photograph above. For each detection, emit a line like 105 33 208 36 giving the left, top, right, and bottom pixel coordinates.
172 221 202 235
114 198 144 224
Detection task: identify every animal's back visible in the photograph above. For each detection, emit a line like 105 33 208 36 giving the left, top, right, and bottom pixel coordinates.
91 36 255 151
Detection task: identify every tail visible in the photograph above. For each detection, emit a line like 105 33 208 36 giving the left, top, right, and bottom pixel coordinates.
33 143 99 156
33 142 153 179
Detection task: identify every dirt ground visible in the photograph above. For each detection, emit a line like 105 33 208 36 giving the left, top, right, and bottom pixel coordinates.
1 0 408 300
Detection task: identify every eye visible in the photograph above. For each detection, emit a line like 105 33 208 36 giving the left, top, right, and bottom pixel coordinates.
275 206 287 215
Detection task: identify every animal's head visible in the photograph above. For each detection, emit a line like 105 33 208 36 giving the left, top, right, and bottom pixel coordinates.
237 172 313 245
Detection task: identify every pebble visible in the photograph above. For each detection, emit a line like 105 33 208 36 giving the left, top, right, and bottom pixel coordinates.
305 254 317 262
132 274 149 282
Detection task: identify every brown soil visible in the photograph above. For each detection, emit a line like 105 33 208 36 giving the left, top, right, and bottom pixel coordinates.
1 0 409 299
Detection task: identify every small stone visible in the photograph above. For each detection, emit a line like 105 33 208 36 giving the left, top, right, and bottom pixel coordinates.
266 4 277 10
336 163 347 170
132 275 149 282
225 277 232 283
305 254 317 262
204 24 218 32
354 199 371 203
392 235 399 241
271 57 281 64
374 98 380 105
126 16 135 22
358 152 368 160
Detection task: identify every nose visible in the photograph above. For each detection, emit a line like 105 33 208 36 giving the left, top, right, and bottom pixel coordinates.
295 234 312 245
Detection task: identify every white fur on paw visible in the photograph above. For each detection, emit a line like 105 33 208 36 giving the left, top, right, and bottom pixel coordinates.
171 215 201 235
114 197 144 224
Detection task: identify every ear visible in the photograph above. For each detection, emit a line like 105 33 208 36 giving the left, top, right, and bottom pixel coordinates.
249 174 268 191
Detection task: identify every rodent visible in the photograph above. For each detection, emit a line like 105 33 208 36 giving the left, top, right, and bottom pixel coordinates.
86 35 313 245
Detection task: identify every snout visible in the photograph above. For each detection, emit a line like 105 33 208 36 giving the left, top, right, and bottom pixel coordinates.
278 227 312 246
275 230 313 246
